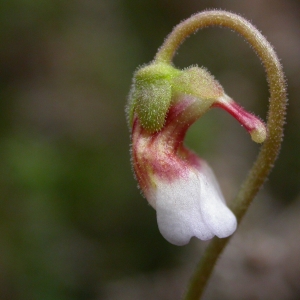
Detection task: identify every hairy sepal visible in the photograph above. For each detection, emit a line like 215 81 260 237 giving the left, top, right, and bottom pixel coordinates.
172 66 224 100
127 63 181 133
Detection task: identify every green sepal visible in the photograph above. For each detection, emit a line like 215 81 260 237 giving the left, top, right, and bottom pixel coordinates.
172 66 224 100
135 79 172 133
127 62 180 133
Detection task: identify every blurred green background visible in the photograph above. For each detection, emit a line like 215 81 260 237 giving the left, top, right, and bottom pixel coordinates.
0 0 299 299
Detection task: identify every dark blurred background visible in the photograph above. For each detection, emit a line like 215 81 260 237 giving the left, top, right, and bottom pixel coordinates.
0 0 299 299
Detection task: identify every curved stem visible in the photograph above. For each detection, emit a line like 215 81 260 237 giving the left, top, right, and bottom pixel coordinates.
155 11 287 300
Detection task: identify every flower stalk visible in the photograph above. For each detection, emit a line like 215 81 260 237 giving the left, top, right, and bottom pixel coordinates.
154 11 286 300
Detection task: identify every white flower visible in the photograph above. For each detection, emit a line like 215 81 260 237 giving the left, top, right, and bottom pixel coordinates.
128 64 266 246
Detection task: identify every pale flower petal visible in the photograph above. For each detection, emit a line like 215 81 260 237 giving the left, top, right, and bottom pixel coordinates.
156 171 214 246
198 162 237 238
155 161 236 246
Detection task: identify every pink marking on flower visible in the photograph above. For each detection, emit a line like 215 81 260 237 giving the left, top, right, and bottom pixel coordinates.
213 95 267 142
132 97 201 205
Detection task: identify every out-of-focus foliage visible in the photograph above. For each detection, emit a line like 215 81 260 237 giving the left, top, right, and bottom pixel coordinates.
0 0 299 299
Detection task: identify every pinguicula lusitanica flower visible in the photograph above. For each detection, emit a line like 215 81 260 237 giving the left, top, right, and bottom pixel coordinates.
127 63 267 246
125 10 287 300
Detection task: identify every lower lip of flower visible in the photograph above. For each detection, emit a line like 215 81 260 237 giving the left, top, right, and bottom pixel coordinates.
155 160 237 245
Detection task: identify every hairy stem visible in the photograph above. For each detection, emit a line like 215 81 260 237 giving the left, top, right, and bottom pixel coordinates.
156 10 287 300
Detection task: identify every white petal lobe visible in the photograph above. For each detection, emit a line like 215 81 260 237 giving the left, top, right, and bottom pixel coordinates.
156 171 214 246
199 162 237 238
155 162 237 246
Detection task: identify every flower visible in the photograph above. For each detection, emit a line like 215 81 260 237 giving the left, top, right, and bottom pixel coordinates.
127 62 266 246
